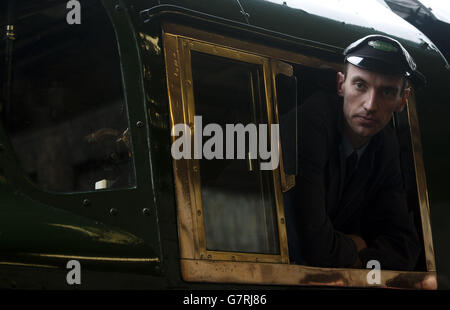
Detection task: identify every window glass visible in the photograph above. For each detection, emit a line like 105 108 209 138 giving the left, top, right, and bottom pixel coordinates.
191 51 280 254
3 0 135 192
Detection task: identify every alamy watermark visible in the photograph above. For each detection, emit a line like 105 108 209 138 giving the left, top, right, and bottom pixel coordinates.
66 0 81 25
66 260 81 285
171 116 280 170
366 260 381 285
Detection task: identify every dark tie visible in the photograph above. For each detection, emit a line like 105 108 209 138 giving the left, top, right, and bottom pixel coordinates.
345 151 358 182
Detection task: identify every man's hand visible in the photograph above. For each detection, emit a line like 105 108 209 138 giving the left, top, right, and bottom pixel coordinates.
347 234 367 268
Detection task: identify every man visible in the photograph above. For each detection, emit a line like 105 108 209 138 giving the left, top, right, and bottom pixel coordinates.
289 35 421 270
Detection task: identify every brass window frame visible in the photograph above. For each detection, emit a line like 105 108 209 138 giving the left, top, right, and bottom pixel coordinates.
164 25 289 265
163 22 436 289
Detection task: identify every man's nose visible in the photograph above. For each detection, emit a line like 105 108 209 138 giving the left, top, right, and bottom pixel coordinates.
363 89 377 113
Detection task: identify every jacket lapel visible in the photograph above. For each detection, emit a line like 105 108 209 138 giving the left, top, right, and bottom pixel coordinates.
335 134 381 225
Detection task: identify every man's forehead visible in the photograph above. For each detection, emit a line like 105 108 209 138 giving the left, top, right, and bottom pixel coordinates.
346 63 403 87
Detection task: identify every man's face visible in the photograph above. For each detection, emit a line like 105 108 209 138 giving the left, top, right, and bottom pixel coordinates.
337 64 409 146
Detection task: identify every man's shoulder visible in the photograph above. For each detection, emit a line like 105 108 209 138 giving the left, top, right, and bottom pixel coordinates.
300 91 341 129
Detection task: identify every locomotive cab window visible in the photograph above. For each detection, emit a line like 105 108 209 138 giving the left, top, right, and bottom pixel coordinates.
165 29 289 264
1 0 135 193
163 23 436 289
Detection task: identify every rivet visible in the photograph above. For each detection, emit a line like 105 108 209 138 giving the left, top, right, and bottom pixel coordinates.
110 208 118 216
110 152 118 161
197 210 201 216
82 199 91 207
142 208 150 216
280 218 285 224
136 121 144 128
231 256 236 261
115 4 122 11
207 255 212 259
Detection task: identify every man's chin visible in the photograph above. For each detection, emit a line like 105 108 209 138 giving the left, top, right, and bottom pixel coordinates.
353 122 379 135
354 127 377 140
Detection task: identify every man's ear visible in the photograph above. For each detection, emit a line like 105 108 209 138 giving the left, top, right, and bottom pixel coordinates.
337 72 345 97
396 88 410 112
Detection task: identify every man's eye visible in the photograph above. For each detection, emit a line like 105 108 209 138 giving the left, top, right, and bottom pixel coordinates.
383 89 396 97
355 82 364 89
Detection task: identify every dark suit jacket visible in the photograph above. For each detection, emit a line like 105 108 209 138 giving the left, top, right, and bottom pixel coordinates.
286 91 421 270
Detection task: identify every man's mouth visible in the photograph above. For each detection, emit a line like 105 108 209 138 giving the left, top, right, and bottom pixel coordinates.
355 115 377 126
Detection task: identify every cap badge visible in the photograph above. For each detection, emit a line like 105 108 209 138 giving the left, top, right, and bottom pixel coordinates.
368 40 398 52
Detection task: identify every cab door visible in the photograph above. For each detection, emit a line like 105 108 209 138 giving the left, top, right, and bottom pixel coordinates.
0 0 161 282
